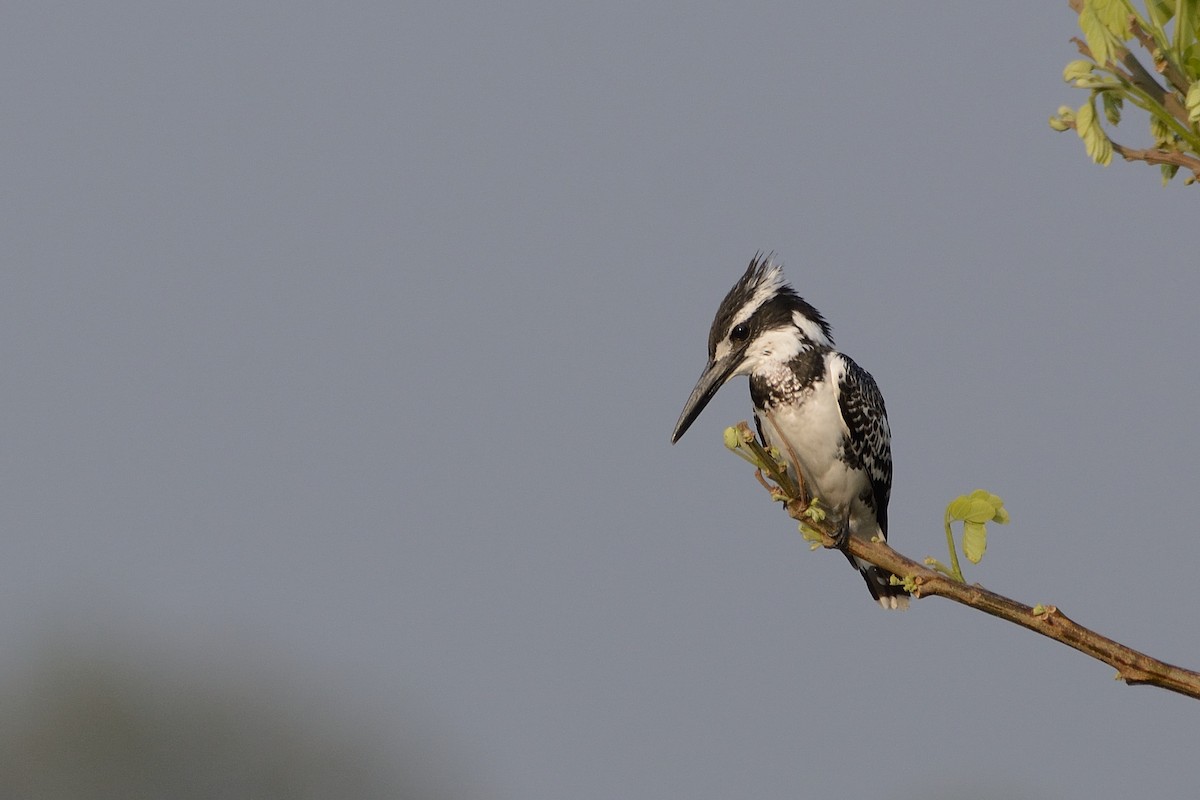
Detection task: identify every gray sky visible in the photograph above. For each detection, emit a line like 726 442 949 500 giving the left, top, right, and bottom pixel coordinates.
4 2 1199 797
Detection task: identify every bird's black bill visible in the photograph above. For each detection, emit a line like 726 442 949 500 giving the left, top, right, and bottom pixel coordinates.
670 355 739 444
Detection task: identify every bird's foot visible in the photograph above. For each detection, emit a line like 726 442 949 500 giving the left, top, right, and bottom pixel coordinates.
792 498 839 550
787 495 826 523
828 515 851 551
754 469 789 503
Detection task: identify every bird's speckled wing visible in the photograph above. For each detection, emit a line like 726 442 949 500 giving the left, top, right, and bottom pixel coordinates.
834 354 892 539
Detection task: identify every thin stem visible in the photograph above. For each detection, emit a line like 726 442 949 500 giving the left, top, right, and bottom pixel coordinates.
735 422 799 500
1129 15 1191 95
1059 118 1200 178
1109 139 1200 174
941 514 965 583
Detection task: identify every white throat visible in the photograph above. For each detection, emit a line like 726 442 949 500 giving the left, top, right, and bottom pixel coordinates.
737 325 807 377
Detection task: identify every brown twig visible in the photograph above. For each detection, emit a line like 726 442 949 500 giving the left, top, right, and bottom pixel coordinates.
1109 141 1200 176
793 505 1200 699
1128 15 1191 96
1058 119 1200 180
1069 36 1190 125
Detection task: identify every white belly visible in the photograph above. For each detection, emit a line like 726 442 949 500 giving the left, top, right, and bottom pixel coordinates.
755 379 876 537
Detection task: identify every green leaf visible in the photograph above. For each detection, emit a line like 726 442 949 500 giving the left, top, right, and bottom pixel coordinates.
1086 128 1113 165
1076 97 1096 137
1049 105 1077 134
1079 4 1113 66
948 493 1001 522
1147 0 1175 28
1161 163 1180 185
1183 44 1200 77
968 489 1001 505
950 498 988 523
1089 0 1131 39
948 490 1008 522
1077 99 1113 165
942 490 1008 577
1063 59 1095 82
723 426 740 450
1149 114 1172 148
1102 91 1123 125
1186 81 1200 123
1178 0 1199 54
962 520 987 564
946 496 986 522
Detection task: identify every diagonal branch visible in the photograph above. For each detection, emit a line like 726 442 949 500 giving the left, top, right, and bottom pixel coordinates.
1059 119 1200 180
801 510 1200 700
727 420 1200 698
1128 16 1192 97
1070 36 1191 125
1108 141 1200 176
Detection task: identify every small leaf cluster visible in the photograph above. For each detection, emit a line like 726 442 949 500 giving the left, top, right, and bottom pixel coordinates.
723 423 797 502
1051 0 1200 185
722 423 833 549
927 490 1010 583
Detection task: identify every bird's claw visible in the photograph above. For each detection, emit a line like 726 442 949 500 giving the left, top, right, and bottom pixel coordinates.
829 517 851 551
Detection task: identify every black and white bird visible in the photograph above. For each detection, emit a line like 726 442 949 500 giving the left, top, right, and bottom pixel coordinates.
671 254 908 609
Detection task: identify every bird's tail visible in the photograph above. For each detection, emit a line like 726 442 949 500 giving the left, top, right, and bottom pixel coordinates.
845 552 910 610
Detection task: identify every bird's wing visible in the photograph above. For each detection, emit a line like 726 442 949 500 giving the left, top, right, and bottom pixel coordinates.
833 354 892 538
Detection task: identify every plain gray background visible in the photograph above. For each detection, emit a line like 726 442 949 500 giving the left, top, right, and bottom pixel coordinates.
3 2 1198 797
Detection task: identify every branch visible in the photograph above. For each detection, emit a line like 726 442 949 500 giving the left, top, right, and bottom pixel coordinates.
1059 118 1200 180
1069 36 1191 126
1128 16 1191 97
725 420 1200 699
800 502 1200 700
1109 141 1200 176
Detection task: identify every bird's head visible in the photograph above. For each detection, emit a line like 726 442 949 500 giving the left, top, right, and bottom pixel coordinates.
670 253 832 443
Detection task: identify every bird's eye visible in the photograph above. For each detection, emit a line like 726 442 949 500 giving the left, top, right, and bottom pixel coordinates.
730 323 750 342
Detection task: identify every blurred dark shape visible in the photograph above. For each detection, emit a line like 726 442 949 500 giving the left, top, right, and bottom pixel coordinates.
0 645 470 800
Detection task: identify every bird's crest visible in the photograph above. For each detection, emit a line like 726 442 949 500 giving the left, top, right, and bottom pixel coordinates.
708 253 832 355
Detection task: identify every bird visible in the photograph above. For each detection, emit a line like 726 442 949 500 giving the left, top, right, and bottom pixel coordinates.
670 253 908 610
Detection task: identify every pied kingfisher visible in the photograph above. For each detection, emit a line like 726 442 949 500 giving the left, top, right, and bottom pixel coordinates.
671 254 908 610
